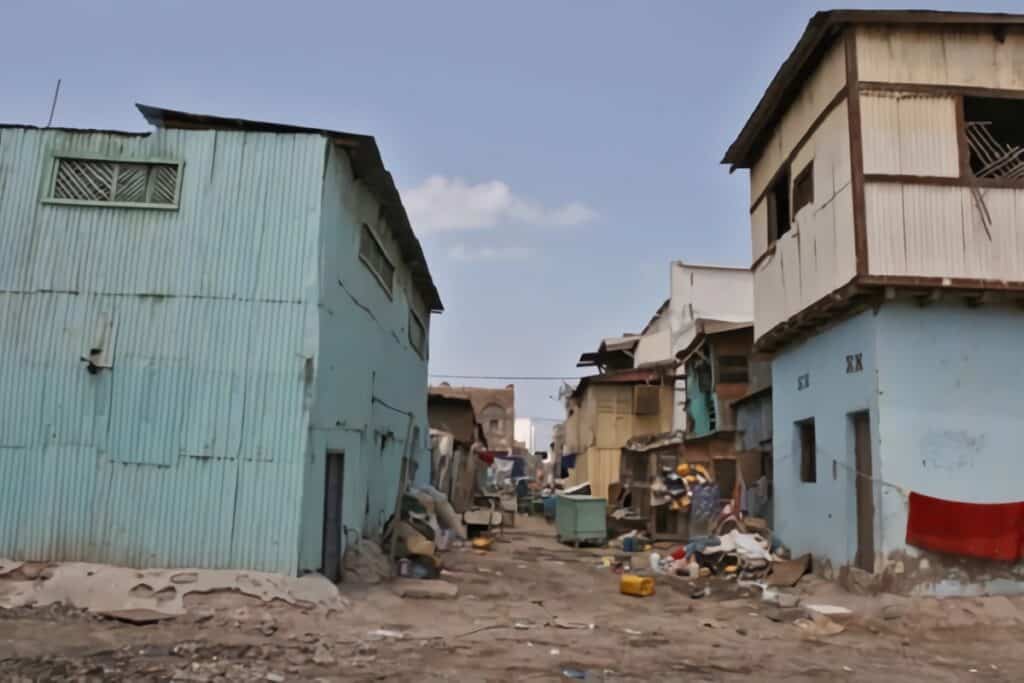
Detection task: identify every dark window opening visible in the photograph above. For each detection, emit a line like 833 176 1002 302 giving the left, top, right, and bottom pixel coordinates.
717 355 749 384
359 223 395 295
798 419 816 483
792 161 814 217
767 168 791 243
964 97 1024 179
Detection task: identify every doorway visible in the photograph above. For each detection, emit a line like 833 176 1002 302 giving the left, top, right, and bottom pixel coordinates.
852 413 874 573
322 451 345 582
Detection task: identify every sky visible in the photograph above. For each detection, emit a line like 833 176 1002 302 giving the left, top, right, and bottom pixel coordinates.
4 0 1021 436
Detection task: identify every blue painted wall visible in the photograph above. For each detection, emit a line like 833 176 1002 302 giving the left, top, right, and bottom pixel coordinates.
0 124 434 575
874 301 1024 558
298 145 432 573
771 309 880 570
773 301 1024 580
0 126 324 574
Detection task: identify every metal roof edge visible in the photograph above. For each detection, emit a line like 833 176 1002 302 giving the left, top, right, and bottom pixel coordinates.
136 103 443 312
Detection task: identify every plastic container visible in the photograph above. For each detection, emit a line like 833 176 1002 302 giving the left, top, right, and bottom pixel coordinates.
620 574 655 597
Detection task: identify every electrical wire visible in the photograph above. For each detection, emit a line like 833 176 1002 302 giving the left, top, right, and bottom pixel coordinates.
429 374 583 381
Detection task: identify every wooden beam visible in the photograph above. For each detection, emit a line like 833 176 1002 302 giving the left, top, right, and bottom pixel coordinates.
846 30 869 276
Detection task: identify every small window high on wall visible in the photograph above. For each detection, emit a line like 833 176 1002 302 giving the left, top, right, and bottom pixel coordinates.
359 223 395 295
766 168 791 244
46 157 181 209
963 97 1024 179
792 161 814 216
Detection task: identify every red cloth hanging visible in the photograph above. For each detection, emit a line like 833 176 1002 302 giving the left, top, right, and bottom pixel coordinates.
906 492 1024 562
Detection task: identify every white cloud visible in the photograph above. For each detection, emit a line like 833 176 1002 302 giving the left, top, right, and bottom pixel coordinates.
447 244 533 262
404 175 598 234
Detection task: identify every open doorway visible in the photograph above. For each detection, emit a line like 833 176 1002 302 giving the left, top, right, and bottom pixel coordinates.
851 413 874 573
322 451 345 582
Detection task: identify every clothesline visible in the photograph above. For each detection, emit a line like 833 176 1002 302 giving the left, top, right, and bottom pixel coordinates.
773 452 910 497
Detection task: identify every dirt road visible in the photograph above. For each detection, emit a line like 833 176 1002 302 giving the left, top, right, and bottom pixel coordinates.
2 516 1023 681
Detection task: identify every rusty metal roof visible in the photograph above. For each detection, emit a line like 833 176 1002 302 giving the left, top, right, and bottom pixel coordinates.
676 319 754 364
723 9 1024 171
136 104 442 312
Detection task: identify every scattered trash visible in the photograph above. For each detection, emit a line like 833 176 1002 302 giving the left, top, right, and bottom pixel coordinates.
767 554 812 587
367 629 405 640
804 604 853 619
472 536 495 551
795 613 846 638
842 665 854 672
553 619 595 630
620 574 655 597
550 648 561 656
562 669 587 680
624 628 643 636
514 622 532 630
690 586 710 600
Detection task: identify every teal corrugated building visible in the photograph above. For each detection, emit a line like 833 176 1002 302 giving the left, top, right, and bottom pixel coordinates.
0 105 442 577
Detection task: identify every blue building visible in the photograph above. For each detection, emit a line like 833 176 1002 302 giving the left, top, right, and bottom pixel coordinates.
725 11 1024 594
0 105 442 578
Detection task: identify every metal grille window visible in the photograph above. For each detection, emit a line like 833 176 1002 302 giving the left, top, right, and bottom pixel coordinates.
409 309 426 358
359 223 395 295
47 157 182 208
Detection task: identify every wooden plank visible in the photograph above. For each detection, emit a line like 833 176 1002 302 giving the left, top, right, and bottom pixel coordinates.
846 31 869 275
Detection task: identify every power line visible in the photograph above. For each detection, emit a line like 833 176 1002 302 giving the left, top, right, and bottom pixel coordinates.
430 374 582 381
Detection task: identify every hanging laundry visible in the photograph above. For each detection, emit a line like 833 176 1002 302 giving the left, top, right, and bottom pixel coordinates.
906 492 1024 562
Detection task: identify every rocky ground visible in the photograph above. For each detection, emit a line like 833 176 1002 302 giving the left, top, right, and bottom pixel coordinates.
2 516 1024 681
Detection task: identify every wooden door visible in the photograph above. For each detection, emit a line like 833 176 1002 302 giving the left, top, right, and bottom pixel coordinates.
852 413 874 573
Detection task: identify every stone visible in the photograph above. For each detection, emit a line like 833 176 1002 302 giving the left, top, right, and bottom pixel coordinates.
882 604 907 621
773 593 801 608
392 579 459 600
312 643 335 666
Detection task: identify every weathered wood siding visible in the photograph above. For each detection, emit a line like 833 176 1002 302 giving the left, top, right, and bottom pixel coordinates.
856 25 1024 89
750 40 848 205
753 101 857 340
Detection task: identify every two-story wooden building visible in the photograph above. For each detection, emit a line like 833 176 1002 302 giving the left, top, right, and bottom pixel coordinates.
725 10 1024 592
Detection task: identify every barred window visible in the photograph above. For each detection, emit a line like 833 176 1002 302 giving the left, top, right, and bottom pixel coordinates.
47 157 181 208
359 223 395 295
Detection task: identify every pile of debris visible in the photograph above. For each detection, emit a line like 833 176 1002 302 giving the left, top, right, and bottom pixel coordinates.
651 463 718 516
648 529 782 581
383 485 468 580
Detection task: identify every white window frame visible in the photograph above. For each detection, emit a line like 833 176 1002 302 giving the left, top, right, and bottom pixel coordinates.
41 153 184 210
359 223 395 297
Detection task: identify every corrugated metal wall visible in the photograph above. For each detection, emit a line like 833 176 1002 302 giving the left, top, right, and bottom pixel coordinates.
861 90 1024 282
297 145 434 574
0 126 324 574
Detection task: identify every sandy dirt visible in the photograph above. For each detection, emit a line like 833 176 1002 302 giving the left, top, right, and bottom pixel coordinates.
2 516 1024 681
